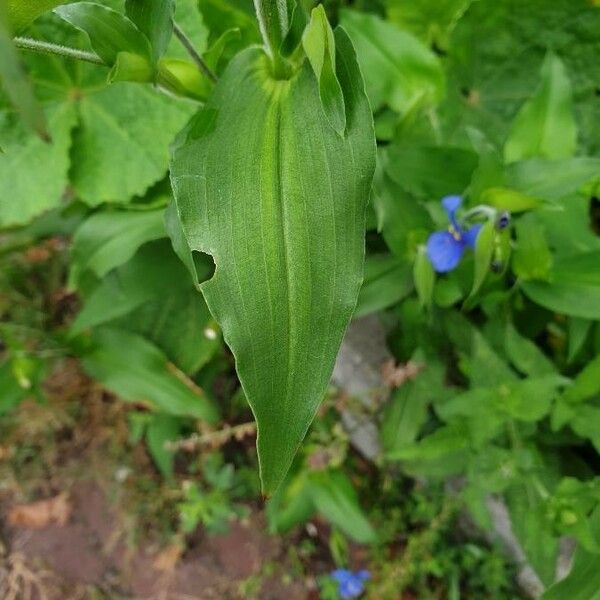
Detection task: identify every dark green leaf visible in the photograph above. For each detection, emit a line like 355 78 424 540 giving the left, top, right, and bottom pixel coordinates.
413 247 434 308
125 0 174 62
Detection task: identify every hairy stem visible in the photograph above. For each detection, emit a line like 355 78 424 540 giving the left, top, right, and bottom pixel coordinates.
13 36 104 65
173 23 217 83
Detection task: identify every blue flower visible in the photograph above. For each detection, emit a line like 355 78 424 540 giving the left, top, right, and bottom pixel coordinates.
331 569 370 599
426 195 482 273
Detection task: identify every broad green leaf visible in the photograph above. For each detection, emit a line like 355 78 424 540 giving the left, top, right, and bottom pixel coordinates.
468 219 493 298
553 251 600 286
170 30 375 493
55 2 152 66
413 247 434 308
69 208 166 288
512 214 552 281
541 507 600 600
498 375 567 422
355 255 413 317
6 0 64 32
340 9 444 114
570 405 600 454
302 5 345 135
71 82 193 205
0 7 48 139
522 280 600 321
0 103 77 226
504 52 576 163
82 326 218 421
165 0 209 60
125 0 174 62
308 470 377 544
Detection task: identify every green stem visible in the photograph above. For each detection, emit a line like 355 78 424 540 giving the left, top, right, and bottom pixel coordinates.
14 36 105 65
173 23 217 83
252 0 289 76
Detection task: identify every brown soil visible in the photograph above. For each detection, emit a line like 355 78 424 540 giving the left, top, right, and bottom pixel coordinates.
0 361 319 599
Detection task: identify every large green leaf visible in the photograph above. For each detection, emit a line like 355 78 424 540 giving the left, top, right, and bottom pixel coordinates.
6 0 64 32
170 29 375 493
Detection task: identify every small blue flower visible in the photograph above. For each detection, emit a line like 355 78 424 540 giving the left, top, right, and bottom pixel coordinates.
331 569 370 599
426 195 482 273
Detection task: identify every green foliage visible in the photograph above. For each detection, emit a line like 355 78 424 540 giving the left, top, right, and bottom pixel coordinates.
1 0 600 595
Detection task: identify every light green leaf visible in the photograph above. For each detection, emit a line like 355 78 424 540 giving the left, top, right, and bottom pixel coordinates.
414 247 435 308
0 7 48 140
504 322 555 377
302 5 345 135
170 30 375 493
55 2 152 66
563 354 600 404
6 0 64 32
479 187 542 213
468 219 493 297
125 0 174 62
70 82 193 205
308 470 377 544
0 102 77 227
504 52 576 163
69 208 166 288
82 326 218 421
512 214 552 281
340 9 444 114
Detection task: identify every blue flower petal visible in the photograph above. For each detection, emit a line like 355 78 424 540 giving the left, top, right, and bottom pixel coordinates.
426 230 465 273
441 195 462 218
463 223 482 248
332 569 352 583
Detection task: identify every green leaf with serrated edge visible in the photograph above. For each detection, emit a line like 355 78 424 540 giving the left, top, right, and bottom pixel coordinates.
82 326 218 421
467 219 493 298
54 2 152 66
0 8 48 140
340 8 444 114
170 29 375 494
6 0 64 32
0 103 77 227
414 247 434 308
69 208 166 288
302 5 345 135
125 0 174 62
505 52 576 163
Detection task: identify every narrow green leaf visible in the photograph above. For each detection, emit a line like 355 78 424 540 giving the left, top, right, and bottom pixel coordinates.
302 5 346 135
145 414 181 478
414 247 435 308
253 0 290 59
504 52 576 163
82 326 218 421
125 0 174 62
54 2 152 66
0 7 48 140
563 354 600 404
468 219 493 298
308 470 377 544
479 187 542 212
170 30 375 493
